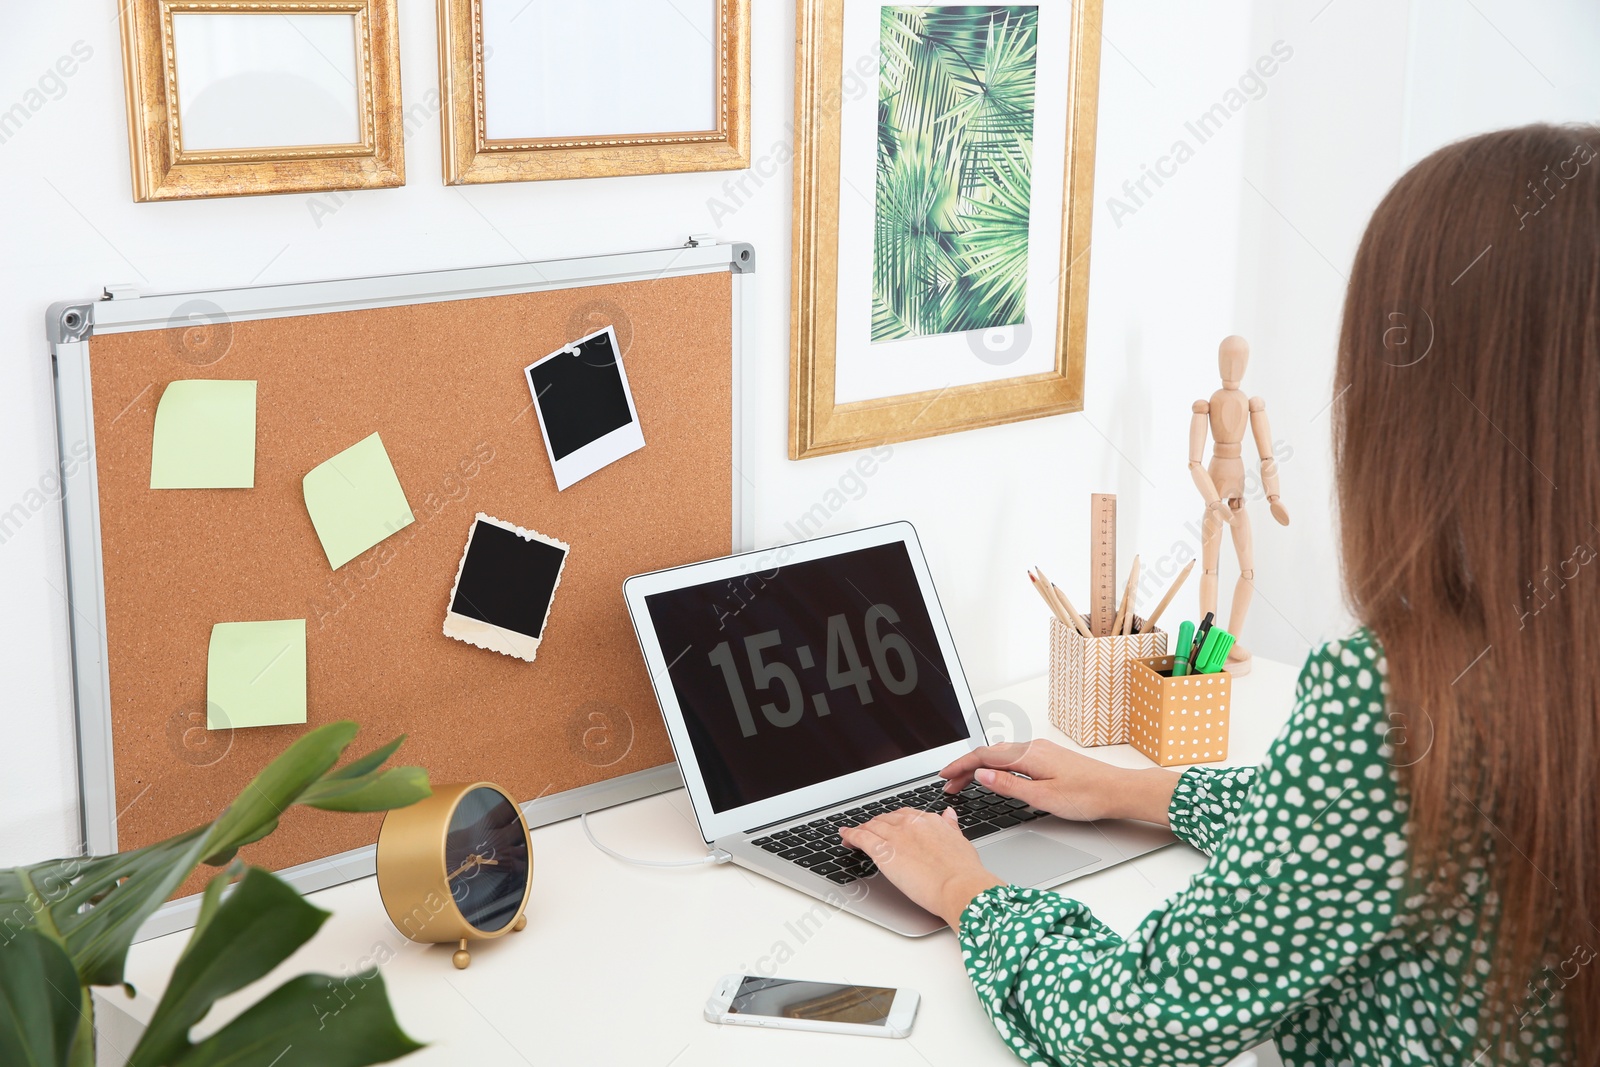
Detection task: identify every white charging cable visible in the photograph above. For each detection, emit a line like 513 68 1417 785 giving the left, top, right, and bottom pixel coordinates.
579 811 730 868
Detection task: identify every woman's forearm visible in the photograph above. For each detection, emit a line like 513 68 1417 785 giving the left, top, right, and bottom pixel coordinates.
1115 768 1181 826
936 768 1180 931
939 871 1005 931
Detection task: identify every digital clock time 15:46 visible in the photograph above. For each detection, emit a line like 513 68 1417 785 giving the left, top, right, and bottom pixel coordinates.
707 604 918 738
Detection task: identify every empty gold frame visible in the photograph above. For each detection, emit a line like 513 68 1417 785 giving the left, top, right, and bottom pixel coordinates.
438 0 751 184
119 0 405 201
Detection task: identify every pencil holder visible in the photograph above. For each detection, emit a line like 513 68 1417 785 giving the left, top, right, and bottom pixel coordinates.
1047 618 1168 747
1126 656 1232 767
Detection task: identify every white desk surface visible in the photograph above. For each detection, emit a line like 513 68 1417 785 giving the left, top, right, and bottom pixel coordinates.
117 658 1300 1065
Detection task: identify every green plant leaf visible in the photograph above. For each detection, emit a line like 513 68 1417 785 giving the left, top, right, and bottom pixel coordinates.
202 722 360 864
299 766 430 813
199 820 278 872
0 721 429 1066
873 148 965 339
873 5 1037 342
935 8 1037 152
49 832 215 988
952 141 1033 329
871 292 915 342
184 860 240 954
129 869 330 1067
32 725 373 987
321 735 408 782
171 971 423 1067
0 928 84 1067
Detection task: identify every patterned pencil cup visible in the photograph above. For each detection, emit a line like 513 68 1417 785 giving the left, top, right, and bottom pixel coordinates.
1047 618 1168 747
1127 655 1232 767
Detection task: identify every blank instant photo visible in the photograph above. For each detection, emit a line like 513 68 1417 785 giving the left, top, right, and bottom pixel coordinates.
524 325 645 491
442 514 570 663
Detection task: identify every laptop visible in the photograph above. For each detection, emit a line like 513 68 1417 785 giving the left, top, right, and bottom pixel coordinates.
623 521 1176 936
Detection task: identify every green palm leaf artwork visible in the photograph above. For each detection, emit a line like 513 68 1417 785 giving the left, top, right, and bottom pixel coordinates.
873 5 1039 343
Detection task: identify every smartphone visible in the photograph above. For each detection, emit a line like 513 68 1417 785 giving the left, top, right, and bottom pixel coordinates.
704 974 919 1038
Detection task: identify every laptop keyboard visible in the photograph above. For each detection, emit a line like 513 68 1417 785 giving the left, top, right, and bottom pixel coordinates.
749 780 1049 885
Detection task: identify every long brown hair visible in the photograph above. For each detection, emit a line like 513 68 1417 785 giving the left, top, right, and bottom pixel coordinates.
1335 124 1600 1060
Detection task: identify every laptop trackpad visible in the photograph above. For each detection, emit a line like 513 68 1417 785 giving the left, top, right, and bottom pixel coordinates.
976 832 1098 888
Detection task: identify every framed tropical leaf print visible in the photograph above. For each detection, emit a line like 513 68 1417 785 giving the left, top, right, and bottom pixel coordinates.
790 0 1103 458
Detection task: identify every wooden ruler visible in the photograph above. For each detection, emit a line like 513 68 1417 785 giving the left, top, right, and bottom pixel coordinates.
1089 493 1117 636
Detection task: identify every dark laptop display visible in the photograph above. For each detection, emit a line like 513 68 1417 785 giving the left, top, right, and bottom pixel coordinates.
643 542 968 812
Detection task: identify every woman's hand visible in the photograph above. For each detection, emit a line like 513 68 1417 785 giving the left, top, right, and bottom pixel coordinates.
839 808 1002 931
940 740 1180 826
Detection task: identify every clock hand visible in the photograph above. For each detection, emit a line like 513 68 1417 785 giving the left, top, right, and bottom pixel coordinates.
446 853 501 881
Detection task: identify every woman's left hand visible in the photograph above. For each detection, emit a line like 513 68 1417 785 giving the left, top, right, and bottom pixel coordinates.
839 808 1004 931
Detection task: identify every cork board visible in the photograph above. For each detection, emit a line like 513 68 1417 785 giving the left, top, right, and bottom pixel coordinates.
85 270 732 883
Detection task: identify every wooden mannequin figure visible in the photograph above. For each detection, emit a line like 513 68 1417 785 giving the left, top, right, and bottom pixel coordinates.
1189 335 1289 675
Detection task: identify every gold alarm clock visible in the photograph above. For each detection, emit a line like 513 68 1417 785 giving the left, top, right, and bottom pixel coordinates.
376 781 533 968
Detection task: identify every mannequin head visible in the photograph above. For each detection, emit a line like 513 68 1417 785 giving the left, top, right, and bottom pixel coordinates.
1218 335 1250 387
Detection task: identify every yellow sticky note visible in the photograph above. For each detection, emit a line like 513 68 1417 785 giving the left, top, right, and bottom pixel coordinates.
207 620 307 730
303 432 415 569
150 380 257 489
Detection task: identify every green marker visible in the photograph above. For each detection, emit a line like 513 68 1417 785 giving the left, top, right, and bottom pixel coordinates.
1173 620 1195 676
1195 627 1236 674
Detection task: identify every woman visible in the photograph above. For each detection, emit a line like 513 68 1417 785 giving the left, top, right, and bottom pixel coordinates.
841 124 1599 1065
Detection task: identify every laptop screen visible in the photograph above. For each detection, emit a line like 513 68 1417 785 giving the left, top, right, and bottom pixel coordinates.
642 541 969 813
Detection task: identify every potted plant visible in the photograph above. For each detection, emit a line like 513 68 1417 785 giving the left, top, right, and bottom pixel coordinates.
0 722 431 1066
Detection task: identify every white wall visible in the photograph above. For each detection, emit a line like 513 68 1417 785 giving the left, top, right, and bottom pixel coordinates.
1090 0 1600 678
1 0 1591 866
1403 0 1600 164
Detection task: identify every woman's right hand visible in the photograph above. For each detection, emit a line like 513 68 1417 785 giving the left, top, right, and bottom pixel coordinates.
939 740 1180 826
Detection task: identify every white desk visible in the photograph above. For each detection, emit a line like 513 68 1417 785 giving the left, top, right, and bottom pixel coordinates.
112 659 1299 1066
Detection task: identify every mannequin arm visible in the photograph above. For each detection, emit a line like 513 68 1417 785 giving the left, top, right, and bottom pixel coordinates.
1249 397 1289 525
1189 401 1234 525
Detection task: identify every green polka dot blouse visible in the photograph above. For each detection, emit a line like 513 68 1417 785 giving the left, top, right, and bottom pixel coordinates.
957 632 1565 1065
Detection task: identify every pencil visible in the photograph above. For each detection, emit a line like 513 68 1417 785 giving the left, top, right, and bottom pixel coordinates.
1032 568 1092 638
1028 570 1073 630
1143 559 1195 631
1048 580 1094 639
1115 556 1141 636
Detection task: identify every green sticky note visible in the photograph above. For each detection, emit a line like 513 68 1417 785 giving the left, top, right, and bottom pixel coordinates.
303 432 415 569
149 380 257 489
207 620 307 730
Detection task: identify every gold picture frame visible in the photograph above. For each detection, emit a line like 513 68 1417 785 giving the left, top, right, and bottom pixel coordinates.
119 0 406 202
438 0 751 185
789 0 1103 459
